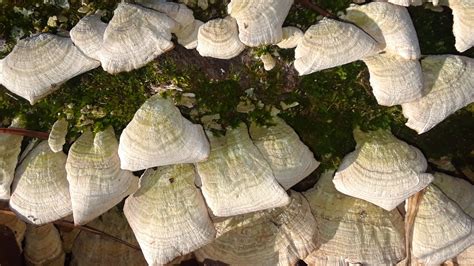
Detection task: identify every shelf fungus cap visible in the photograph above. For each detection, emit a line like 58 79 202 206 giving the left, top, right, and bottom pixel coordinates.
412 185 474 265
70 14 107 60
195 123 290 217
294 18 380 76
196 16 245 59
344 2 421 60
333 128 433 211
303 170 406 265
9 141 72 225
71 207 147 265
259 53 276 71
195 191 318 265
383 0 424 6
401 55 474 134
0 33 99 104
0 116 25 200
450 0 474 52
456 245 474 265
135 0 194 32
175 19 203 49
432 172 473 216
276 26 303 49
24 224 65 266
48 118 68 153
118 94 210 171
66 127 138 225
363 53 424 106
249 117 320 190
227 0 294 47
98 3 178 74
124 164 216 265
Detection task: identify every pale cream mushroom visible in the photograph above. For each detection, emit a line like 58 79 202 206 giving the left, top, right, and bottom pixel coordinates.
124 164 216 265
227 0 294 47
451 1 474 52
135 0 202 49
385 0 424 6
276 26 303 49
456 245 474 265
0 213 26 251
9 141 72 225
70 14 107 60
432 172 473 216
196 17 245 59
401 55 474 134
48 118 68 153
118 94 209 171
0 116 25 200
98 3 178 74
306 256 363 265
66 127 138 225
195 123 290 216
70 207 147 266
24 224 65 265
333 128 432 211
412 185 473 265
362 52 424 106
344 2 421 60
0 33 99 104
294 18 380 75
175 19 203 49
303 170 406 265
249 117 320 190
135 0 194 31
195 191 318 265
433 176 474 266
260 53 276 71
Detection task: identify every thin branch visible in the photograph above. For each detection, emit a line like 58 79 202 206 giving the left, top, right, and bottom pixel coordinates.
294 0 336 19
404 189 426 265
0 128 49 139
0 209 140 251
54 220 141 251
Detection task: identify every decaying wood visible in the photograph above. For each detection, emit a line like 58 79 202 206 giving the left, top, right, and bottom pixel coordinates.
0 209 140 251
404 189 426 266
0 128 49 139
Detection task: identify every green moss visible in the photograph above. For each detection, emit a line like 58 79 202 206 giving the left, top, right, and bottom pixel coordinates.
285 6 318 30
408 6 473 57
191 0 228 21
409 6 456 55
318 0 352 14
286 0 350 30
0 66 153 142
278 62 404 170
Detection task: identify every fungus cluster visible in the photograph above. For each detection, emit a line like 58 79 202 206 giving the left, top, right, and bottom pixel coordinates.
0 0 473 265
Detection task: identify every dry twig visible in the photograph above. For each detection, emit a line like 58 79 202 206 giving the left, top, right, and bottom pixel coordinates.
404 189 426 265
295 0 336 19
0 128 49 139
0 209 140 251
